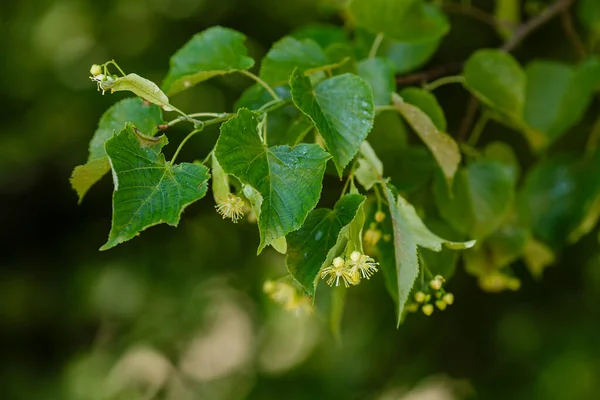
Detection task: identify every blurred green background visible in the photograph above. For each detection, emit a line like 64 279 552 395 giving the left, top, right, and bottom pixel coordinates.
1 0 600 399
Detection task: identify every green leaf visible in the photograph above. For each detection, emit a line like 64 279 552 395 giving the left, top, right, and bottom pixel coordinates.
215 108 331 252
418 219 465 280
234 84 313 146
102 74 173 111
101 124 209 250
463 49 526 120
349 0 450 43
291 71 375 175
577 0 600 34
292 24 349 50
88 98 164 161
355 141 383 190
483 141 520 181
523 238 555 279
399 87 447 131
392 93 460 182
71 98 163 202
396 194 476 251
383 185 418 326
211 153 229 203
523 59 600 146
259 37 332 86
286 194 366 295
434 160 516 240
70 158 111 203
357 58 395 106
162 26 255 96
384 37 440 74
518 153 600 248
494 0 520 39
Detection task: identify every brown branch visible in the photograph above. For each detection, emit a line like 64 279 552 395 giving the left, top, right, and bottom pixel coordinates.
560 9 587 60
395 62 463 87
442 2 517 30
502 0 576 52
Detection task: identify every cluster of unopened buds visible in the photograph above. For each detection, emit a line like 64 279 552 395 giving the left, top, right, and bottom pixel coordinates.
263 280 313 316
320 250 379 287
405 275 454 316
363 211 390 249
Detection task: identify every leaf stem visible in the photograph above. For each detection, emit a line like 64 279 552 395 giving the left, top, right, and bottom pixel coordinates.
560 9 587 60
170 113 234 164
171 129 201 164
239 69 280 101
103 59 126 77
423 75 465 91
368 33 385 59
467 111 490 146
340 160 358 199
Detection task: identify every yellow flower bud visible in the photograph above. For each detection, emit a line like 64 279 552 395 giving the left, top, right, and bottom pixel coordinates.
374 211 386 222
350 251 361 262
405 303 419 313
333 257 345 268
429 278 443 291
90 64 102 76
414 291 426 303
443 293 454 305
435 300 447 311
422 304 434 316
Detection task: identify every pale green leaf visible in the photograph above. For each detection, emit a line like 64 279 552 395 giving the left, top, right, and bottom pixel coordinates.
286 194 366 295
396 194 476 251
162 26 255 95
393 93 460 182
292 24 349 49
70 157 111 203
290 71 374 175
102 74 173 111
211 153 230 203
399 87 446 131
384 185 418 326
355 141 383 190
101 124 209 250
215 108 331 253
494 0 520 39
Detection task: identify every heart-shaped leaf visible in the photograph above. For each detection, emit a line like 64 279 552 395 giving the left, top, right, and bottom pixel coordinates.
286 194 366 296
101 124 209 250
215 108 331 252
291 71 375 175
70 98 163 202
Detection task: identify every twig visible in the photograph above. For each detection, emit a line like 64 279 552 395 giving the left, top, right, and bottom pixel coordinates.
457 96 479 142
502 0 576 52
442 2 517 30
395 62 463 87
560 9 587 60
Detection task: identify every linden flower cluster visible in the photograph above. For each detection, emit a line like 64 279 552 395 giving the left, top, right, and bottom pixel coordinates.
215 193 245 223
363 211 390 250
320 251 379 288
405 275 454 316
263 280 313 316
